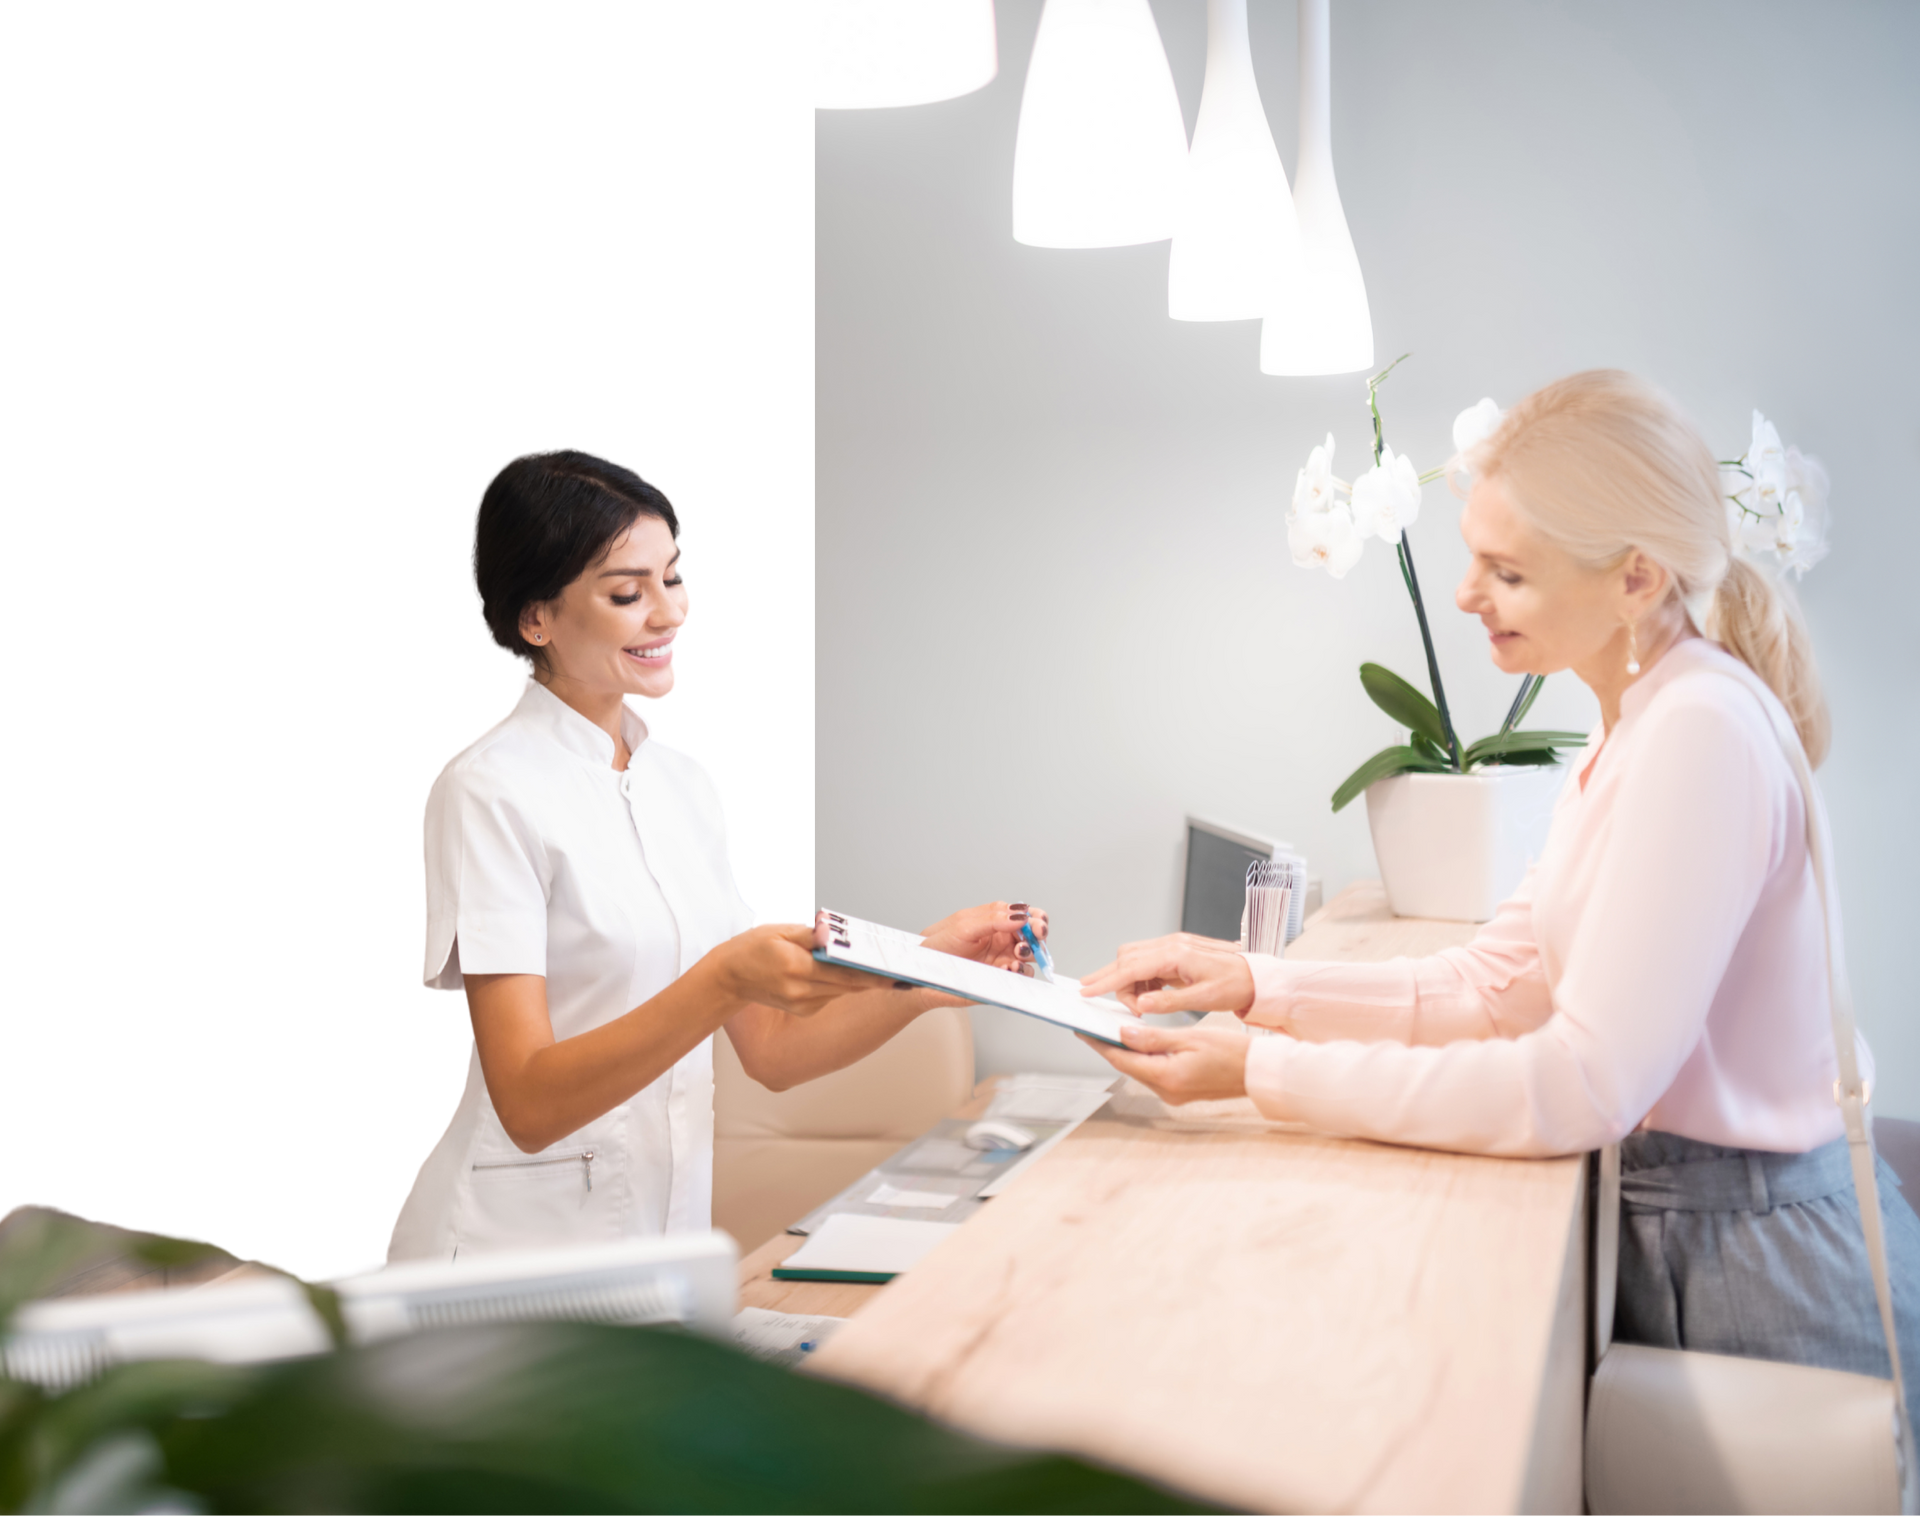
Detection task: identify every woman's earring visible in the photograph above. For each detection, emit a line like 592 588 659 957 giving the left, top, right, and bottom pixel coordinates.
1625 621 1641 676
532 633 544 644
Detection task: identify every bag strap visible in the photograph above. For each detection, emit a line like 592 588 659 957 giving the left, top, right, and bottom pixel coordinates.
1591 661 1915 1505
1757 685 1917 1504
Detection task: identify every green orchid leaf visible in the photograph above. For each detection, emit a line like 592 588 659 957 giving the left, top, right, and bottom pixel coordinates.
1497 728 1588 749
1358 663 1448 752
1331 745 1449 814
1510 675 1545 731
1475 747 1564 767
1410 731 1450 766
1463 729 1589 765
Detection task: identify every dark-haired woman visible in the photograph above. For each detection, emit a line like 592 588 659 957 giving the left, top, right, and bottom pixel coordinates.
389 452 1039 1260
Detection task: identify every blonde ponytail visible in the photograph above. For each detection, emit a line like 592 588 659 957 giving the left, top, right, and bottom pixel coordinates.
1471 369 1832 765
1707 557 1831 766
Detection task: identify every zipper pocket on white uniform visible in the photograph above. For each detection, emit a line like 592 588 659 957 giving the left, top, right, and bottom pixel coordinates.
472 1149 597 1192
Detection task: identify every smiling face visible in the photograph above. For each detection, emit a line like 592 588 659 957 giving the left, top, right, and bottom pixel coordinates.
1455 473 1668 680
518 514 687 701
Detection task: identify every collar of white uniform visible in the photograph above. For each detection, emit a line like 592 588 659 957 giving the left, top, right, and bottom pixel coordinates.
513 678 650 770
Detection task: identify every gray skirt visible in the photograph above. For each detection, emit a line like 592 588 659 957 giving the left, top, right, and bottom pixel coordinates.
1615 1129 1920 1432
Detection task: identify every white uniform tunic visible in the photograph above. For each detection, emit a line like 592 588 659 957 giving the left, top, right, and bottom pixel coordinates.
388 680 753 1262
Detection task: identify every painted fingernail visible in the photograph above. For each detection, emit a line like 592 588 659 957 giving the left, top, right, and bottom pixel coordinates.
1016 942 1033 958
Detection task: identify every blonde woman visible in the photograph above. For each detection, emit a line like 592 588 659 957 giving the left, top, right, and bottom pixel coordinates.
1081 371 1920 1406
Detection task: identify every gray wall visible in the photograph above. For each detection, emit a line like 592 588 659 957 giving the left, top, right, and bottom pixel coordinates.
819 2 1920 1099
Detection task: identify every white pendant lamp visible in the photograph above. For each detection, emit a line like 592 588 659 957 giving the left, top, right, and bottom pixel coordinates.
815 0 998 110
1168 0 1302 321
1260 0 1373 375
1011 0 1188 248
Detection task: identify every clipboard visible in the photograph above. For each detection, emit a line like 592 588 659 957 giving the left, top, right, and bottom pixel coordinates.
812 910 1141 1048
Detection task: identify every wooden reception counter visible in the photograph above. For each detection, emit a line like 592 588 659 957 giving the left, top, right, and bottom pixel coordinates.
737 884 1589 1513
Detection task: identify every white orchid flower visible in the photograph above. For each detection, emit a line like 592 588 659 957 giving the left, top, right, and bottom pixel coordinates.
1726 412 1832 580
1774 490 1804 553
1452 397 1503 454
1292 434 1340 516
1748 411 1786 474
1751 460 1788 514
1745 410 1790 512
1350 447 1423 544
1786 446 1829 511
1288 501 1364 578
1778 531 1829 579
1719 463 1755 510
1735 504 1778 556
1779 447 1831 577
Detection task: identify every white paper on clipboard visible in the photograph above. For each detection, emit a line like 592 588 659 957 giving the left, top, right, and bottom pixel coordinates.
812 911 1143 1048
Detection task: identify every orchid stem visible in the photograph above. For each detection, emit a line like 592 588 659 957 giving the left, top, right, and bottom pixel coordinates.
1500 673 1538 734
1367 354 1458 769
1396 533 1461 770
1366 353 1411 465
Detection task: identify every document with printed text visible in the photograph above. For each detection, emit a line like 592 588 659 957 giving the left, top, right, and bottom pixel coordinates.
813 911 1142 1048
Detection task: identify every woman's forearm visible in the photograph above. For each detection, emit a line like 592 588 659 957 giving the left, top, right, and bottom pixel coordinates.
726 985 943 1092
1246 887 1551 1046
470 959 744 1152
473 926 879 1150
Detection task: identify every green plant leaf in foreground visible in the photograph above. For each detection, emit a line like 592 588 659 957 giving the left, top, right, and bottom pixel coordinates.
1462 729 1589 766
1 1210 1216 1515
0 1219 101 1338
1358 663 1450 757
0 1210 235 1336
9 1324 1217 1515
3 1358 246 1514
1331 745 1450 813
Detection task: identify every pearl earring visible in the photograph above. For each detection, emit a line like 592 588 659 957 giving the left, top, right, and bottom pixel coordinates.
1625 620 1641 676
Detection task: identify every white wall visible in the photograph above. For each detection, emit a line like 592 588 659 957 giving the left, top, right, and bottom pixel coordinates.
818 2 1920 1097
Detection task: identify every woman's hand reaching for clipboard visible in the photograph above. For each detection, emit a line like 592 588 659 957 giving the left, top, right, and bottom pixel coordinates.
1075 933 1254 1017
1072 935 1258 1105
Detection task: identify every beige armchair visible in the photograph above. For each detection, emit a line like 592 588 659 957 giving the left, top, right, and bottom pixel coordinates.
712 1008 975 1252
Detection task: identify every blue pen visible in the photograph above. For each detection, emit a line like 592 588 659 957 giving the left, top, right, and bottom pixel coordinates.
1020 919 1054 982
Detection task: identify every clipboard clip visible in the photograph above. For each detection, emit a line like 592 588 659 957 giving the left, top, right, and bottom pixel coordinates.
815 909 908 985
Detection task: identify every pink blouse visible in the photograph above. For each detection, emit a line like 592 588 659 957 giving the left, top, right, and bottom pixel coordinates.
1242 637 1862 1158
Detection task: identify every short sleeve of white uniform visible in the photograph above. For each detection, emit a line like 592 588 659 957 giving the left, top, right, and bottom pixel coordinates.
422 760 550 989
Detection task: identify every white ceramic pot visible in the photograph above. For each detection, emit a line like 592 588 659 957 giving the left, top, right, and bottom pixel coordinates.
1364 766 1566 923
